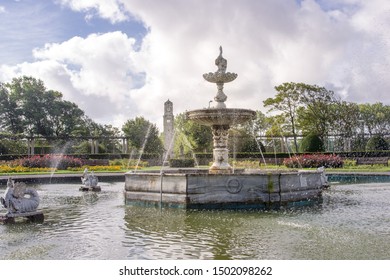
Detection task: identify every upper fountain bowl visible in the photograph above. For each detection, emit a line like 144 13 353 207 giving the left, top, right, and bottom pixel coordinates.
203 72 237 83
186 108 256 126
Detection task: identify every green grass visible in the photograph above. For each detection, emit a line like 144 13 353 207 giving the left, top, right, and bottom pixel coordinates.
326 165 390 172
1 164 389 177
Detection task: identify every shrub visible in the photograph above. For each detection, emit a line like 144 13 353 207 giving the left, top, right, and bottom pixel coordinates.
12 154 84 170
169 158 195 168
299 134 325 153
240 138 266 153
283 154 343 168
0 139 27 154
109 158 148 169
365 135 389 151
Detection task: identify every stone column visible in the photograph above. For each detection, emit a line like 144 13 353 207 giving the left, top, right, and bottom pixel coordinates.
122 138 128 154
90 139 98 154
94 140 99 154
344 137 351 152
27 138 35 155
209 125 232 174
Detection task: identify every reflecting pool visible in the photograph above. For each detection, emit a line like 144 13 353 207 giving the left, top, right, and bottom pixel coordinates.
0 181 389 259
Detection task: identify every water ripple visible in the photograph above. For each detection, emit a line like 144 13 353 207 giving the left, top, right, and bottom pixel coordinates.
1 182 390 259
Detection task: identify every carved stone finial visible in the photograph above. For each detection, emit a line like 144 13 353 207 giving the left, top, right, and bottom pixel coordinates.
215 46 227 73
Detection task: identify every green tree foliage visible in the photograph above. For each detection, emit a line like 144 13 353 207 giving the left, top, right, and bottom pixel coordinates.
264 82 337 150
228 111 268 153
122 116 164 154
0 83 24 133
263 82 301 151
330 101 360 137
359 103 390 136
174 113 213 155
239 136 266 153
0 76 87 137
365 135 389 151
299 134 325 153
99 125 122 153
264 114 288 137
297 83 337 138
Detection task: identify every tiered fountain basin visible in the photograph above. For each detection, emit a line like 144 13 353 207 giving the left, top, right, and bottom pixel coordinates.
185 108 256 126
124 168 326 209
186 108 257 174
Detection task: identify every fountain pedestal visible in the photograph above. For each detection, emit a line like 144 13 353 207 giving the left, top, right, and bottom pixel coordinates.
210 125 231 173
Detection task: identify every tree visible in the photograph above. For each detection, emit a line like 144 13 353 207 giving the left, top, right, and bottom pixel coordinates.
330 101 361 151
263 82 302 152
358 103 390 136
229 111 267 153
297 83 337 138
237 110 269 137
47 97 85 137
78 124 122 154
0 83 24 133
174 113 212 155
0 76 88 137
122 116 164 154
365 135 389 151
263 114 291 153
330 101 360 137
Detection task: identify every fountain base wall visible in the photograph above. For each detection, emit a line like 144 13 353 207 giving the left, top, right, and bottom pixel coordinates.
125 169 325 209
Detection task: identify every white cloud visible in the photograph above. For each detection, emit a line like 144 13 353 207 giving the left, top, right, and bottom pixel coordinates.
0 6 5 13
2 0 390 131
1 31 142 128
57 0 130 23
121 0 362 118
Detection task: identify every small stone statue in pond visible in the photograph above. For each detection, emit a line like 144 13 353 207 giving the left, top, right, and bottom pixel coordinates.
81 168 98 187
0 177 40 214
80 168 101 191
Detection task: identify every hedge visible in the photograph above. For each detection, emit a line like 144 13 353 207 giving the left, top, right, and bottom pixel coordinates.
169 159 195 168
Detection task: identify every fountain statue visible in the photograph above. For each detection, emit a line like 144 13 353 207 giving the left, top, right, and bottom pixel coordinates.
80 168 101 192
0 177 44 223
124 47 327 210
186 46 256 173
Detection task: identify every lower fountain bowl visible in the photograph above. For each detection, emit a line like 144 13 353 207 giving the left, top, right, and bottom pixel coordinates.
124 168 327 210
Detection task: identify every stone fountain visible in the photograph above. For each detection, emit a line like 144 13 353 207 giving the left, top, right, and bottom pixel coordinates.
186 46 256 174
124 47 327 210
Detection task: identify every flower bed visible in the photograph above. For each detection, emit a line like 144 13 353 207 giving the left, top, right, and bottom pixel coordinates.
0 165 56 173
11 155 83 169
283 154 343 168
67 165 122 172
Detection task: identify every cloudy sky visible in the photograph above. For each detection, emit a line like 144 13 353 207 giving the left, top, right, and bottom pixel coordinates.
1 0 389 131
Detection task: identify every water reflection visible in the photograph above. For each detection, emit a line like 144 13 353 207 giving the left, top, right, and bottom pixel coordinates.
0 182 389 259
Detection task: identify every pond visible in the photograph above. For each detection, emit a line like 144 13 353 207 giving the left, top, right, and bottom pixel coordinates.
0 181 389 259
